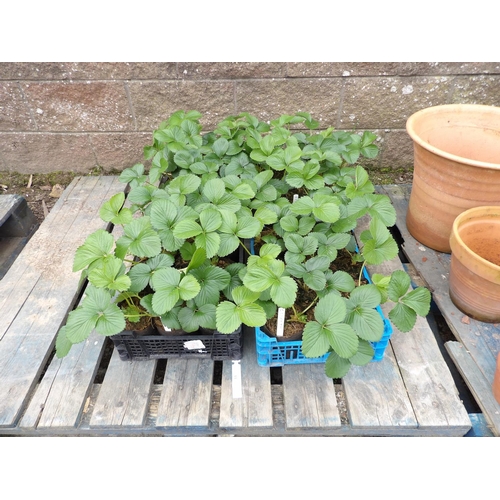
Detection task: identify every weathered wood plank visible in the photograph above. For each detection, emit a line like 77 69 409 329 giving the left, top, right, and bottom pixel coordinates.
352 209 471 434
282 364 340 429
343 344 418 430
155 358 214 428
219 327 273 428
19 332 105 429
446 341 500 436
379 184 500 392
0 176 125 428
90 349 156 428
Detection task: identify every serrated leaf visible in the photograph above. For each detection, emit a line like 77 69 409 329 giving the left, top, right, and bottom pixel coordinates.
324 351 352 378
345 306 384 342
401 287 431 316
55 326 73 358
173 219 202 239
325 323 359 359
388 269 411 302
216 301 241 333
88 257 131 292
302 321 331 358
348 284 382 309
73 229 114 272
117 217 162 258
388 302 417 333
270 275 297 308
99 192 133 225
349 339 375 366
314 293 346 326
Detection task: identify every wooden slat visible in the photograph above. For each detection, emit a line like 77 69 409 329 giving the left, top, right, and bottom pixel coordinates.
282 363 340 429
0 176 126 428
343 344 418 430
351 210 471 434
90 349 156 428
19 333 105 429
377 184 500 376
155 358 214 428
379 184 499 433
446 341 500 436
219 327 273 428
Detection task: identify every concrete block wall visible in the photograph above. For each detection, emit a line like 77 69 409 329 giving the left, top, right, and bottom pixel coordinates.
1 62 499 174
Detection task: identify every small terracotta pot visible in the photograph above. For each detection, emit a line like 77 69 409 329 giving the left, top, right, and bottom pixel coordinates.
406 104 500 253
493 353 500 405
449 206 500 322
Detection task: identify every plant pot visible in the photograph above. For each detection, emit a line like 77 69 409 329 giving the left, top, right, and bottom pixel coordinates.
406 104 500 253
493 353 500 405
449 206 500 322
153 317 185 336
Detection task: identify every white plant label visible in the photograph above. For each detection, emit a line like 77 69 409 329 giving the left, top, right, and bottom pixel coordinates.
276 307 286 337
184 340 206 351
293 194 299 203
161 323 172 332
232 360 242 399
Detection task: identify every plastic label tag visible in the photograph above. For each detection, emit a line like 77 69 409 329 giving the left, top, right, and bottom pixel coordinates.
232 360 242 399
276 307 285 337
293 194 299 203
184 340 206 351
161 323 172 332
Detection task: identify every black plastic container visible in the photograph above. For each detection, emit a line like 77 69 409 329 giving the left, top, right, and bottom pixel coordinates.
111 325 243 361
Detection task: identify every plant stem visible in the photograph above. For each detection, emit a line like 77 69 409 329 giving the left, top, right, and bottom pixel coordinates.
358 261 366 287
239 239 252 256
300 296 319 316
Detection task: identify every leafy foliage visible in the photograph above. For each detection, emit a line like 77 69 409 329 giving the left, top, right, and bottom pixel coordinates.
56 109 432 383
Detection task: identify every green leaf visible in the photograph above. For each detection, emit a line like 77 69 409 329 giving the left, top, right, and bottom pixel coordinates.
314 293 346 326
349 339 375 366
65 286 125 343
179 274 202 301
151 268 200 315
348 284 382 309
173 219 202 239
99 192 133 225
213 137 229 158
195 232 220 259
388 270 411 302
117 217 162 258
55 326 73 358
345 306 384 342
312 200 340 224
389 302 417 333
88 257 131 292
73 229 114 272
199 209 222 232
401 287 431 317
302 321 331 358
270 276 297 308
119 164 146 187
325 323 359 359
330 271 355 293
186 247 207 272
203 178 226 202
215 302 241 333
325 351 352 379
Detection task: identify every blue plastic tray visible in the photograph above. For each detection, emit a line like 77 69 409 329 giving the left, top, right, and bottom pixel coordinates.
251 240 393 367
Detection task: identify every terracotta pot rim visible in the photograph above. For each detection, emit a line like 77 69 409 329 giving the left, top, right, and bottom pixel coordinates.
406 104 500 170
451 206 500 273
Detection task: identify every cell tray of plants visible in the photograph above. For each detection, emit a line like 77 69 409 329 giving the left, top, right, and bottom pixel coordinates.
55 110 431 377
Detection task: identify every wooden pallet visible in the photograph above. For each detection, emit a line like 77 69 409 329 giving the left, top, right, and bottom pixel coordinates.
0 177 472 436
377 184 500 437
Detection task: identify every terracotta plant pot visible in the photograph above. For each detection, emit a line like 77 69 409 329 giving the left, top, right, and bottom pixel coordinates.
449 206 500 323
406 104 500 253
